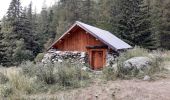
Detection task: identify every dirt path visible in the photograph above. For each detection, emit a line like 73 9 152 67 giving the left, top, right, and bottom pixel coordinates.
29 76 170 100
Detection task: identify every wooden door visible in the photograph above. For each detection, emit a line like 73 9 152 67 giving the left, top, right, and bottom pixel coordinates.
92 51 103 70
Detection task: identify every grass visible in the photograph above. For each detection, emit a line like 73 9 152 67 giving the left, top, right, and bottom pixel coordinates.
0 47 169 99
103 47 165 80
0 61 91 99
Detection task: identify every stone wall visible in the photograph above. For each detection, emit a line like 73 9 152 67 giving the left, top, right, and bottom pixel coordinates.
42 49 118 70
106 53 118 67
42 49 88 66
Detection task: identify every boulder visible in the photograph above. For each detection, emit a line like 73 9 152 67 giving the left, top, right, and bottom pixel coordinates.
123 57 152 70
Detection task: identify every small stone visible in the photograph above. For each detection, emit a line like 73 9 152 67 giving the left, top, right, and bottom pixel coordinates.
81 52 86 58
143 75 151 81
58 59 63 63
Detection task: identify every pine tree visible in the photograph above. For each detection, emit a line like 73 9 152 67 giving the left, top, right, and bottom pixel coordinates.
1 0 38 65
115 0 157 49
95 0 114 32
159 1 170 49
0 23 6 65
0 0 23 65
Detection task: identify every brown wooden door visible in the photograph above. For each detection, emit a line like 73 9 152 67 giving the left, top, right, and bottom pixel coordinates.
92 51 103 70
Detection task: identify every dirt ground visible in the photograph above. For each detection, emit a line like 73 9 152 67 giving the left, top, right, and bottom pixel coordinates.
29 60 170 100
28 72 170 100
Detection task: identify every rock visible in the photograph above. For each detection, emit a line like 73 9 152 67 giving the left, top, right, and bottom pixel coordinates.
58 59 63 63
81 66 90 71
143 75 151 81
123 57 152 70
42 49 88 66
81 52 86 58
106 53 117 67
112 64 118 71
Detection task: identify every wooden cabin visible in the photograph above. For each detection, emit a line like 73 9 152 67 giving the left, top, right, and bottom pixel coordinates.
48 21 132 70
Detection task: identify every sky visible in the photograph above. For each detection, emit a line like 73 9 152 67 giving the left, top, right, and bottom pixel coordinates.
0 0 57 19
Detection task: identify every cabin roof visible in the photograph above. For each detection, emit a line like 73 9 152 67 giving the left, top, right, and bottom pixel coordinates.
49 21 132 51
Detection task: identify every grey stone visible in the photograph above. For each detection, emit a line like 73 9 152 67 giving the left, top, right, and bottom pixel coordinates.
143 75 151 81
112 64 118 71
81 52 86 58
106 53 117 67
42 49 88 67
123 57 152 70
58 59 63 63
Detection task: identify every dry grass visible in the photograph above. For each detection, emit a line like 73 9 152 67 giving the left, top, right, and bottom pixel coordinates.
0 50 170 100
1 66 170 100
22 77 170 100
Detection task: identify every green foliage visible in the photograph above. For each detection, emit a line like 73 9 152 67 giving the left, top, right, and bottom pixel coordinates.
0 0 39 66
119 46 149 60
0 72 9 84
1 0 170 66
35 63 56 84
56 62 90 87
7 72 35 94
158 2 170 49
103 47 164 80
21 61 90 88
21 61 36 77
117 49 164 78
13 39 34 64
114 0 158 49
0 84 13 97
34 53 44 62
102 67 117 80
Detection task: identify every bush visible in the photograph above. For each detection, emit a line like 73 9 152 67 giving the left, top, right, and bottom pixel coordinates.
120 46 149 61
0 72 8 84
102 67 117 80
103 47 164 80
56 62 90 88
21 61 36 77
7 71 35 94
34 53 44 62
0 84 13 97
117 48 163 78
36 63 56 84
21 61 90 88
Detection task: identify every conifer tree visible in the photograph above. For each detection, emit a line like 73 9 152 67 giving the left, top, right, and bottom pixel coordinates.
1 0 23 65
159 1 170 49
115 0 157 49
0 23 6 65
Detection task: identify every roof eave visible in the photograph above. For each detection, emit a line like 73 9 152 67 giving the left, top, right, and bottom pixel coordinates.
47 22 78 50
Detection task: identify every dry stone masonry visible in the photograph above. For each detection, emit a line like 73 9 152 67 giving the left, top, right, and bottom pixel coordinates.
42 49 118 71
42 49 88 66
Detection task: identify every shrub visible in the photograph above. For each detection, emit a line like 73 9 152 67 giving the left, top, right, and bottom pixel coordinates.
147 53 164 76
56 62 90 88
35 63 56 84
7 71 35 94
21 61 90 88
102 67 117 80
103 47 164 80
0 72 8 84
0 84 13 97
21 61 36 77
34 53 44 62
120 46 149 61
